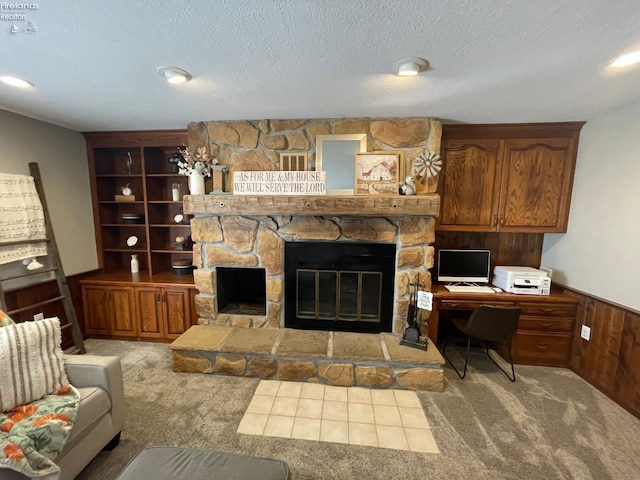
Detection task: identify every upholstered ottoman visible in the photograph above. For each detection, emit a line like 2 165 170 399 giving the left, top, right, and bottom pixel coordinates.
115 446 291 480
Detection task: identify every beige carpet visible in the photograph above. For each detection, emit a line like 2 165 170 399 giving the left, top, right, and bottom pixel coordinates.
75 339 640 480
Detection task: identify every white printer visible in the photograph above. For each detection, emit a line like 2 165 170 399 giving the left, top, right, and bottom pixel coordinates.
492 266 551 295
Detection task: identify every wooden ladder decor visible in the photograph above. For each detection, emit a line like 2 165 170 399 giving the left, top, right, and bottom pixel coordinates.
0 163 86 354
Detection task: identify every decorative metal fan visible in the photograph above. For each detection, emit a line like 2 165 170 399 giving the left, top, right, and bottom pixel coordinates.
413 150 442 178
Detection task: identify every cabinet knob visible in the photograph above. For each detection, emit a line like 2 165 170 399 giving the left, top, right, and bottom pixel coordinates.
492 214 498 227
537 322 553 328
155 292 160 303
535 344 551 351
500 216 506 226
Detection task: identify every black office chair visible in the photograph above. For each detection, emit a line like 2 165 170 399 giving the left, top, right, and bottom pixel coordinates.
441 305 521 381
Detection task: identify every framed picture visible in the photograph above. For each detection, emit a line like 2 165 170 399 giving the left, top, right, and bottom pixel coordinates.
354 151 401 195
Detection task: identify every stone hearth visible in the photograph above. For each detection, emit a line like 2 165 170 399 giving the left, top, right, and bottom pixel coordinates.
171 325 444 391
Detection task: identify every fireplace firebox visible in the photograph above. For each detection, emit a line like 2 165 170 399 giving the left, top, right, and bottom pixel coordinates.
217 267 266 315
284 242 395 333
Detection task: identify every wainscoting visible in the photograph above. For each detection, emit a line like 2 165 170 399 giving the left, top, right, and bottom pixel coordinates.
558 285 640 419
1 269 99 348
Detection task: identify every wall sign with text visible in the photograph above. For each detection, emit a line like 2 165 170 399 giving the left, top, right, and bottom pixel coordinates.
233 171 326 195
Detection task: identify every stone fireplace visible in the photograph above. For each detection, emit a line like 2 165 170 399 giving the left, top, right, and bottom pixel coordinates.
185 115 441 337
189 212 436 336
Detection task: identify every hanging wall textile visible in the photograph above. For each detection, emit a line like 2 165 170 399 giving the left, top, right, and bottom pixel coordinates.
0 173 48 265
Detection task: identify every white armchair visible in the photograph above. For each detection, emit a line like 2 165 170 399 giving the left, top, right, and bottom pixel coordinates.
4 355 125 480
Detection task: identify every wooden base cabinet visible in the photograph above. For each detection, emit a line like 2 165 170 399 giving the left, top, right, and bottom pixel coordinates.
81 274 198 342
511 301 577 366
136 286 192 340
82 284 137 338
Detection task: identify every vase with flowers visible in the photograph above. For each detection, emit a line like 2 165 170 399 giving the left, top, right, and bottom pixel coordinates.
177 145 218 194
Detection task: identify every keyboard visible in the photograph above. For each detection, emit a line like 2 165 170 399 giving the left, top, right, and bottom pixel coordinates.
444 285 496 294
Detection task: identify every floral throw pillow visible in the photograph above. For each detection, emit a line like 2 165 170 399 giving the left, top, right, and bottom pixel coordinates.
0 310 14 328
0 317 69 412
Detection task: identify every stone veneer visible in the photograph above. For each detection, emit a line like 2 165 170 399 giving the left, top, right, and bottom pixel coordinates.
188 116 441 334
191 215 435 335
188 116 442 194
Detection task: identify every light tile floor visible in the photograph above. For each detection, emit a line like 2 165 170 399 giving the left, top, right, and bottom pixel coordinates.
237 380 439 453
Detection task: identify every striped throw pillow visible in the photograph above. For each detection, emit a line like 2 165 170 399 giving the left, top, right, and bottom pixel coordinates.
0 317 69 412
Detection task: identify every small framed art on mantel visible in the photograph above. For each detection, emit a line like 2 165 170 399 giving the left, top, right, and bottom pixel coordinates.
354 152 401 195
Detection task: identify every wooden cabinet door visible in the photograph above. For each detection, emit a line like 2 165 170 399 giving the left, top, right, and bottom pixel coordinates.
162 288 190 339
110 286 137 336
439 139 503 231
498 138 576 232
82 285 110 335
136 287 164 338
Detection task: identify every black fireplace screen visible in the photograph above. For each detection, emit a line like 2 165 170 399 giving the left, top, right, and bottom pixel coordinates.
297 270 382 322
285 242 395 333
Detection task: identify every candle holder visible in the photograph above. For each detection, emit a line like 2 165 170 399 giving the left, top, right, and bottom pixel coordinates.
210 165 227 194
171 183 181 201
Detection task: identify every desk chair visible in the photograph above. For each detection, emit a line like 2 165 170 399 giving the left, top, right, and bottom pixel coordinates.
441 305 521 381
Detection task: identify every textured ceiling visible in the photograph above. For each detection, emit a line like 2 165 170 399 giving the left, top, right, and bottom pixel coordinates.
1 0 639 132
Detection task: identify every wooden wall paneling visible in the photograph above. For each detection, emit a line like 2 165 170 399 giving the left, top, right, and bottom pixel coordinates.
588 303 624 392
615 311 640 413
435 231 543 275
569 292 590 373
565 287 640 418
494 232 543 267
2 270 99 348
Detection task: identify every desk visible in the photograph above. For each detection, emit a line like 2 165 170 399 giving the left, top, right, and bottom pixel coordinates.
427 285 579 367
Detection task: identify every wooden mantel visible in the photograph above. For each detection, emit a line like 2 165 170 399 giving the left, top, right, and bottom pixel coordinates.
184 194 440 217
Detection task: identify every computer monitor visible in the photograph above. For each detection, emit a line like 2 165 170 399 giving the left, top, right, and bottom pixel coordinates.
437 249 491 284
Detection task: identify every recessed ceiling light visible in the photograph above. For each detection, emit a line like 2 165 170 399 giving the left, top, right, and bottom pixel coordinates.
393 58 429 76
611 51 640 68
157 66 192 84
0 76 35 88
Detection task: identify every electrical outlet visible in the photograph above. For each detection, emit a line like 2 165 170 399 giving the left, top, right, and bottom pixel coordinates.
33 312 44 321
581 325 591 341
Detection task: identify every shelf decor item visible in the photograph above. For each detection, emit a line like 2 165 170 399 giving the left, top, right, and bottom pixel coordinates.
115 183 135 202
171 182 181 201
176 145 217 195
210 164 227 193
121 214 144 224
354 151 401 195
189 171 205 195
168 153 181 173
171 259 194 276
412 149 442 194
124 151 134 174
